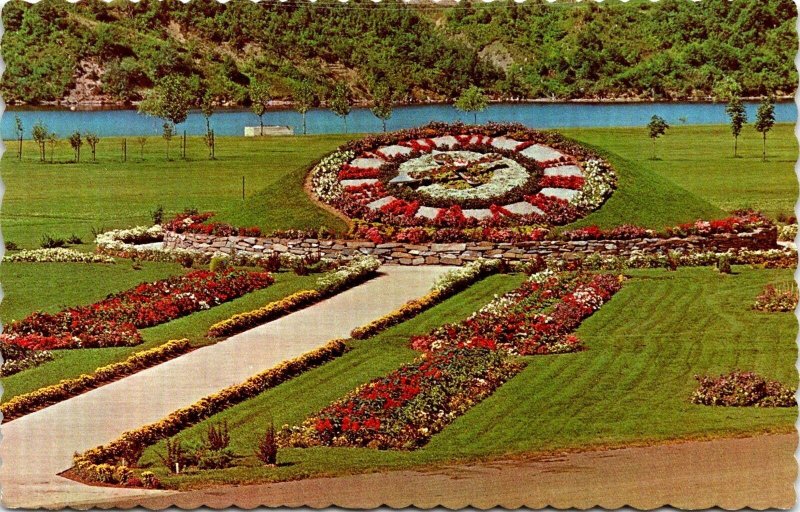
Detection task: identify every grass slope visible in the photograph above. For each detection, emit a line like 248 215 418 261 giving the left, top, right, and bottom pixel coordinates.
563 123 798 219
3 125 794 250
138 267 796 489
0 262 318 402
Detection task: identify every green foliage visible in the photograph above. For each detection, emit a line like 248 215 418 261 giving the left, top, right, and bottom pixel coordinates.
647 115 669 159
31 121 48 162
755 96 776 161
454 85 488 123
0 0 795 105
139 74 197 126
369 82 394 132
249 80 271 129
292 80 317 135
68 131 82 162
329 83 352 133
725 96 747 156
85 132 100 162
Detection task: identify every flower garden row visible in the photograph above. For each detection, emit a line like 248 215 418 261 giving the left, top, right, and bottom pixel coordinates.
280 270 623 450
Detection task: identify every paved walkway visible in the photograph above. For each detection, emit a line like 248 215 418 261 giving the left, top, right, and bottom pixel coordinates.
0 265 450 509
103 433 797 510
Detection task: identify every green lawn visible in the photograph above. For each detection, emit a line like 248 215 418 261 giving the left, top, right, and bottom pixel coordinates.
138 266 796 489
2 125 795 249
563 123 798 220
0 261 319 402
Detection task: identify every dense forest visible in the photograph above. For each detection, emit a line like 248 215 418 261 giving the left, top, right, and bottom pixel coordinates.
1 0 796 106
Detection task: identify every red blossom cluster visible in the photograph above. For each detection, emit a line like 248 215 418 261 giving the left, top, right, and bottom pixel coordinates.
561 224 653 241
539 175 585 190
665 211 772 237
165 212 262 238
411 272 623 356
1 270 274 351
380 198 420 218
338 164 380 180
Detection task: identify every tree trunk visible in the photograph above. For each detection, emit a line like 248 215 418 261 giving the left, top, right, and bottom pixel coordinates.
343 116 348 134
93 147 96 162
473 112 477 124
382 119 386 133
166 140 170 160
652 138 656 160
303 113 307 135
18 137 22 160
734 135 738 158
762 133 767 162
260 115 264 131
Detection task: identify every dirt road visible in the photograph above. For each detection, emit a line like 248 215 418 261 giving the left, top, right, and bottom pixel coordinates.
102 432 797 510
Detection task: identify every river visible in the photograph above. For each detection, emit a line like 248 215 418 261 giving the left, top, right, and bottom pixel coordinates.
1 101 795 139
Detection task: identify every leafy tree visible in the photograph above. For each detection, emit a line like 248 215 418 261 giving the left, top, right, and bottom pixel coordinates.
138 75 196 159
32 121 48 162
200 90 215 134
754 96 775 162
162 122 174 160
249 80 271 132
14 115 23 160
369 82 394 133
330 83 352 133
725 95 747 157
647 115 669 159
85 132 100 162
292 80 317 135
68 131 82 162
46 132 59 163
454 86 488 124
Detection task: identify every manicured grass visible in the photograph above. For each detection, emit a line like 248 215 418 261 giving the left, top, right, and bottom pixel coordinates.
563 123 798 220
1 135 353 248
3 125 795 249
0 262 319 402
137 267 796 489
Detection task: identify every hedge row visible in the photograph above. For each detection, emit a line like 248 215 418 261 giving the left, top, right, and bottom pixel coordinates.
350 260 499 340
73 339 348 485
2 339 192 421
207 255 381 338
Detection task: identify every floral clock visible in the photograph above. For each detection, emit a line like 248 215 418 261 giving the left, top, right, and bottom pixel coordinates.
311 123 616 240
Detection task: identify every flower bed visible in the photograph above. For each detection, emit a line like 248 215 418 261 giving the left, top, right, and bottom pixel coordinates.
0 343 53 377
310 122 616 241
351 259 500 340
165 211 263 238
1 339 192 421
282 347 523 450
752 283 798 312
1 270 274 351
73 339 348 485
208 255 381 338
4 248 115 264
410 271 623 356
691 371 796 407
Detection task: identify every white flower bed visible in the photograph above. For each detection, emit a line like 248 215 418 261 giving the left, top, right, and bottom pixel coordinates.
310 150 353 203
95 225 164 251
432 259 499 294
4 248 115 264
569 159 616 210
316 254 381 291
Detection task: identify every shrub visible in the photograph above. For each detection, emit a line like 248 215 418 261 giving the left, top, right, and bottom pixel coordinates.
158 438 188 473
261 253 282 272
753 283 798 312
151 205 165 225
5 240 19 251
255 422 278 465
66 234 83 245
778 224 797 242
196 448 235 470
140 471 160 489
177 253 195 268
209 254 230 273
40 234 66 249
204 421 230 451
692 371 797 407
716 254 732 274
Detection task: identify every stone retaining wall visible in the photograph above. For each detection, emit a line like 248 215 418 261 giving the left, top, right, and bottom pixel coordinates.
163 227 777 266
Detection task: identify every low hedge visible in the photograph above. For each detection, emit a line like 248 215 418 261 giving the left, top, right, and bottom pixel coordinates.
207 255 382 338
73 339 348 485
350 260 499 340
2 339 192 421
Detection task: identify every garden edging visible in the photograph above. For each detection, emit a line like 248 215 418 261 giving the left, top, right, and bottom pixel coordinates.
163 226 778 266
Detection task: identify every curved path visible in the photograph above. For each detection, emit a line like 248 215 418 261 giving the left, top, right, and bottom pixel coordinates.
0 265 450 509
103 432 797 510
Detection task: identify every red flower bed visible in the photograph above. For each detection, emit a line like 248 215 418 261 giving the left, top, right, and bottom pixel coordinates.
380 198 420 218
283 347 523 450
539 175 585 189
411 272 623 356
1 270 274 350
692 371 796 407
338 164 380 180
165 212 262 238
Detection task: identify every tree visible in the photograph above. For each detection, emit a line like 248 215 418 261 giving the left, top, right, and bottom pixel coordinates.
370 82 394 133
136 136 147 160
249 80 271 132
292 80 317 135
454 86 488 124
200 91 215 159
46 132 59 163
754 96 775 162
647 115 669 159
330 83 352 133
85 132 99 162
68 131 82 163
138 75 195 159
32 121 48 162
162 122 174 160
14 115 23 160
725 95 747 158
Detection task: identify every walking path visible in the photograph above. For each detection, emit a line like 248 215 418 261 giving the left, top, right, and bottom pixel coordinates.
0 265 450 509
103 432 798 510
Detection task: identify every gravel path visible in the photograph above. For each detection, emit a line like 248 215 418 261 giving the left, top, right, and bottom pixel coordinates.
101 433 798 510
0 265 450 509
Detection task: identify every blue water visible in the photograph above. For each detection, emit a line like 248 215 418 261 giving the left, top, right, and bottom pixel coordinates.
2 101 795 139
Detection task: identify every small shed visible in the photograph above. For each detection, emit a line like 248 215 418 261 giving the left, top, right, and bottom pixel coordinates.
245 126 294 136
